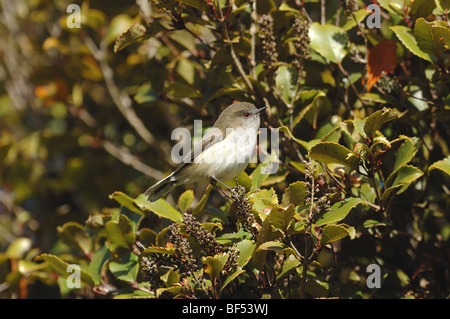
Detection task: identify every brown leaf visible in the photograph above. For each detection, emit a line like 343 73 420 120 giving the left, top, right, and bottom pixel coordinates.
366 40 398 92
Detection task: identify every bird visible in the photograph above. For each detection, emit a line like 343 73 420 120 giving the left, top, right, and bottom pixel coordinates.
144 102 267 202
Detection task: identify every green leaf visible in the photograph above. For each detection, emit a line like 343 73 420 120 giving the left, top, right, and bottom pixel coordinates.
392 138 419 174
57 222 90 256
256 241 287 252
414 18 446 62
236 171 252 192
105 214 135 249
341 9 369 31
135 195 183 223
109 252 139 283
109 191 145 216
411 0 436 19
363 108 397 139
382 165 424 202
235 240 256 268
316 198 364 226
114 23 151 53
275 65 298 103
429 156 450 176
320 225 351 245
278 126 310 151
309 23 348 63
202 256 224 281
250 162 270 190
178 190 194 214
269 206 295 234
36 254 95 287
391 25 433 63
378 0 404 16
6 238 32 259
309 142 359 171
192 185 212 215
281 181 307 207
134 83 158 104
276 254 300 280
436 0 450 11
88 245 111 286
140 245 177 260
175 0 209 11
221 269 246 291
392 165 424 188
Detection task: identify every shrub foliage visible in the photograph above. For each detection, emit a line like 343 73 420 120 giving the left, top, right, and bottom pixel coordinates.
0 0 449 298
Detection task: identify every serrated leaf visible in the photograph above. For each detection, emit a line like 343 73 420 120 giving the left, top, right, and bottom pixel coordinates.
139 245 177 263
109 252 139 283
392 165 424 188
429 156 450 176
135 195 183 223
282 181 307 207
411 0 436 19
178 190 194 214
35 254 95 287
256 241 287 252
392 138 419 174
309 142 359 171
57 222 90 256
382 165 424 202
109 191 145 216
378 0 404 16
391 25 433 63
309 23 348 63
316 198 364 226
105 214 135 249
363 108 397 139
114 23 151 53
414 18 446 62
202 256 224 281
366 41 398 92
269 206 295 234
320 225 350 245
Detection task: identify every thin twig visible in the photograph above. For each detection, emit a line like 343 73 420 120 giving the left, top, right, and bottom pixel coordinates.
69 105 165 180
249 0 257 78
216 0 254 94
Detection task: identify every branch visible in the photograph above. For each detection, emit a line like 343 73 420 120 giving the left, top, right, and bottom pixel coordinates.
216 0 254 94
69 105 165 180
83 35 170 157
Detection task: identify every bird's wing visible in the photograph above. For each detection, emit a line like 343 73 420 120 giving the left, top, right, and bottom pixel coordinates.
171 128 223 175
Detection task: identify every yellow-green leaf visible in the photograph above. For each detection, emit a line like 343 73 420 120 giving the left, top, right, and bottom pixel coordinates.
429 156 450 176
309 142 359 171
35 254 95 287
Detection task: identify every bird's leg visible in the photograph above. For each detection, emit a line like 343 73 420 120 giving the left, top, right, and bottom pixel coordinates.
210 176 232 190
209 176 232 199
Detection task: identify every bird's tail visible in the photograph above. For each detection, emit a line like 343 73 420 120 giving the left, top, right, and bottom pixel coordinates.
144 174 177 202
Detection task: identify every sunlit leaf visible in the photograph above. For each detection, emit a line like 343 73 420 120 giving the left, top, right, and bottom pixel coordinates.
309 142 359 171
309 23 348 63
429 156 450 176
316 198 364 226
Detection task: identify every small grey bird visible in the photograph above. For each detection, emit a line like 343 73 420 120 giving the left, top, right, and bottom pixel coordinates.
145 102 266 202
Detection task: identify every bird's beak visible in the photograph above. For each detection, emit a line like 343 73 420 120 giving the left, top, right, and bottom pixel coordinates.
256 106 267 114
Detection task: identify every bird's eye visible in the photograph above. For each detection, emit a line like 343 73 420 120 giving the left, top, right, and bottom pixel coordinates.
243 112 250 118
